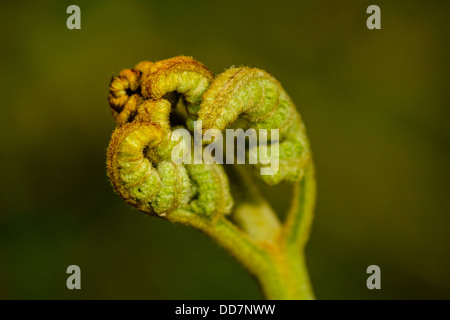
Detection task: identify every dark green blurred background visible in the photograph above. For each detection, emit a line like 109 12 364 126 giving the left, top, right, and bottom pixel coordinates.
0 0 449 299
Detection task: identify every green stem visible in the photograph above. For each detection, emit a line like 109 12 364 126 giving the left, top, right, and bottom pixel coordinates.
283 161 316 250
168 207 315 299
258 247 315 300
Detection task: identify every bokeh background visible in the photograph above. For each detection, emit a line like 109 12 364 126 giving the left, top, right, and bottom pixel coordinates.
0 0 449 299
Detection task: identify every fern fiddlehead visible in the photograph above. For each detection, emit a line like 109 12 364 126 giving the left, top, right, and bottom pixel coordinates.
106 56 316 299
